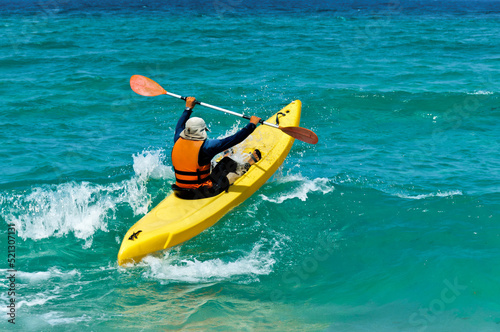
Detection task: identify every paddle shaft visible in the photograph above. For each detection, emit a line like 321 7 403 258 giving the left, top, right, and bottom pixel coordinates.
129 75 318 143
165 91 279 128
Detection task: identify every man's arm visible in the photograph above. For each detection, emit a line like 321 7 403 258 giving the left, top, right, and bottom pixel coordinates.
173 97 197 142
199 116 261 164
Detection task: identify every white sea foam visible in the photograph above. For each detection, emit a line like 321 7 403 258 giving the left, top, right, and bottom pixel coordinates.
17 268 80 283
0 149 173 244
468 90 493 95
140 241 276 284
0 268 81 313
260 175 333 204
41 312 92 326
132 149 173 181
3 182 113 243
395 190 463 200
213 120 254 164
0 294 59 313
217 120 242 139
125 149 174 215
17 296 59 310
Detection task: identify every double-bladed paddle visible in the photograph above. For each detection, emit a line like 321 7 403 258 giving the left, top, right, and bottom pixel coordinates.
129 75 319 144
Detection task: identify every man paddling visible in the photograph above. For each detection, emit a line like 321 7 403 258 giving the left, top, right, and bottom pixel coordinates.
171 97 262 199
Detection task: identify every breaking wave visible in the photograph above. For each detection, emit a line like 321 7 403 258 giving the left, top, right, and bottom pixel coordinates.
0 149 173 245
139 240 278 284
395 190 463 200
259 175 334 204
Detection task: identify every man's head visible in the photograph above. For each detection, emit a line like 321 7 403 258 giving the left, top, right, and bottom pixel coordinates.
180 117 210 140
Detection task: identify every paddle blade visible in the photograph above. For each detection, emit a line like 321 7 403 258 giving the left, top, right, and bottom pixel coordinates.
130 75 167 97
279 126 319 144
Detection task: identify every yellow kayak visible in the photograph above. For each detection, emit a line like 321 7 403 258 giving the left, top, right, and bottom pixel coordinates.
118 100 302 266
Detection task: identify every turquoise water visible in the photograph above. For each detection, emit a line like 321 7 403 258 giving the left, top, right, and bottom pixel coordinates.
1 1 500 331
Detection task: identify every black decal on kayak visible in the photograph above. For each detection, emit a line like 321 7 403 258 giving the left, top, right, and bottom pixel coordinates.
129 230 142 241
275 112 286 125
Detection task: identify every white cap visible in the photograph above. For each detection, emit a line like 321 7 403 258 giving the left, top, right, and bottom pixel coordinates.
180 117 210 141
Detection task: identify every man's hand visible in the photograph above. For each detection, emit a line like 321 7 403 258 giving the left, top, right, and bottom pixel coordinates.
249 116 261 125
186 97 196 109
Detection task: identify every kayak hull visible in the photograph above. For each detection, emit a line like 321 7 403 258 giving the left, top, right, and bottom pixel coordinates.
118 100 302 266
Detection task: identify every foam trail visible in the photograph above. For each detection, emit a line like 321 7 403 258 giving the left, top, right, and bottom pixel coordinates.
395 190 463 200
140 241 277 284
0 268 81 313
41 312 92 326
468 90 493 95
16 268 81 284
0 149 173 244
260 175 334 204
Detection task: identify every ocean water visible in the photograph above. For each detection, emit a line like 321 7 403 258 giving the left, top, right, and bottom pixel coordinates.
1 0 499 330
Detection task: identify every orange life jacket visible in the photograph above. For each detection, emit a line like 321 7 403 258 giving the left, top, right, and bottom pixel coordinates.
171 138 212 189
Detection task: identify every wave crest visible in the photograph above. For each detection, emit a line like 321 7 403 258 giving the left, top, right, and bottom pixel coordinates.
0 149 173 245
139 241 277 284
260 175 333 204
395 190 463 200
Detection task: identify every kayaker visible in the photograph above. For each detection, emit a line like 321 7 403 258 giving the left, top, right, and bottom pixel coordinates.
171 96 262 199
